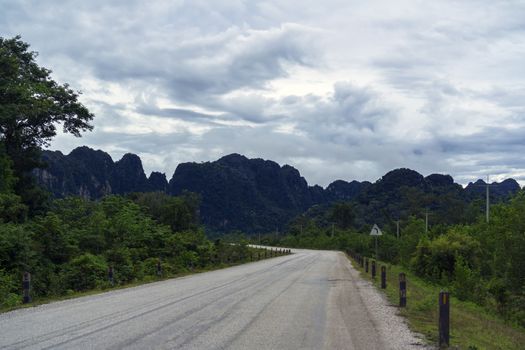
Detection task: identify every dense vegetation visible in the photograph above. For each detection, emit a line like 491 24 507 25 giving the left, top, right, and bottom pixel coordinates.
0 192 263 308
269 194 525 327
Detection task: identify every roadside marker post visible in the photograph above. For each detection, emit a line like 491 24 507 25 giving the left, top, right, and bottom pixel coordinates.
22 272 31 304
381 266 386 289
365 258 369 273
108 266 114 286
399 273 407 307
371 260 376 279
157 260 162 277
439 291 450 348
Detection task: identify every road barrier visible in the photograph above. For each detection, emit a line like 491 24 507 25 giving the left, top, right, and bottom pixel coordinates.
18 247 287 307
157 260 162 276
108 266 114 286
439 291 450 348
399 273 407 307
22 272 31 304
347 252 455 349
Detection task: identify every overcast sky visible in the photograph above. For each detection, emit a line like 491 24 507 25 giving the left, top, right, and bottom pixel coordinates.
2 0 525 187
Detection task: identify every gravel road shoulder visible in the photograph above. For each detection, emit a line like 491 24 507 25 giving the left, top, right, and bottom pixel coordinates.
324 252 435 350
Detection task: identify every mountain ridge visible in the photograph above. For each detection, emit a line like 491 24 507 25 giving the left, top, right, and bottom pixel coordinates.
33 146 522 232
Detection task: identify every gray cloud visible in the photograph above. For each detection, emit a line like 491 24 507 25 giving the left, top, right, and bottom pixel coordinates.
2 0 525 187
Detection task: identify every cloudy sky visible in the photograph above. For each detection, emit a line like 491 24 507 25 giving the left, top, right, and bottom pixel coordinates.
2 0 525 186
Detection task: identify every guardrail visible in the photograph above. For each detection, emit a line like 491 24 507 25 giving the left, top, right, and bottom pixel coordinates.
19 247 293 305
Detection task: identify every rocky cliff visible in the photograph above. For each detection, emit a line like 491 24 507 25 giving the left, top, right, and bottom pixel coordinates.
34 147 522 233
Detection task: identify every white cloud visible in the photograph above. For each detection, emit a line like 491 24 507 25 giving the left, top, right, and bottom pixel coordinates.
2 0 525 186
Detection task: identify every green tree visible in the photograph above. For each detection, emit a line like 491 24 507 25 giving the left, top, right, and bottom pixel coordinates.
331 202 354 229
0 146 27 222
0 36 94 210
130 191 200 232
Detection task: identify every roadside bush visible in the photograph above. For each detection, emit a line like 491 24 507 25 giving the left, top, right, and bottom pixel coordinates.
452 255 485 303
141 257 162 277
0 223 33 270
0 269 20 307
64 253 108 291
398 218 425 266
105 248 134 284
411 226 481 282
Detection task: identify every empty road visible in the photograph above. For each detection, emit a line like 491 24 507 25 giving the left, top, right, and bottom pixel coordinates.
0 249 429 349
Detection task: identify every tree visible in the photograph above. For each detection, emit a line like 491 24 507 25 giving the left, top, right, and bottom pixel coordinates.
331 202 354 229
0 36 94 209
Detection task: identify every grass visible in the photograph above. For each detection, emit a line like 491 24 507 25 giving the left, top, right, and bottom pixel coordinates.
347 255 525 350
0 248 287 314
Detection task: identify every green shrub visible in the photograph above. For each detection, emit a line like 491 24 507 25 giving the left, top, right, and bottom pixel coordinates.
64 253 108 291
0 269 20 308
453 255 484 302
105 248 134 284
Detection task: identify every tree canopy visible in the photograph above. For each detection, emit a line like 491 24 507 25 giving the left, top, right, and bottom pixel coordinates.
0 35 94 210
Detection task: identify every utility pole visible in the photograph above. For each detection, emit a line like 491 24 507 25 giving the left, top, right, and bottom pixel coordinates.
486 175 490 223
425 209 429 234
396 220 400 239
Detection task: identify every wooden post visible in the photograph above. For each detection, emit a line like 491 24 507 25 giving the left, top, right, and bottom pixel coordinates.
157 260 162 277
108 266 114 286
22 272 31 304
399 273 407 307
439 291 450 348
381 266 386 289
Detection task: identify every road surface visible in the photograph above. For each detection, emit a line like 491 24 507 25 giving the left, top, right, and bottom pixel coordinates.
0 249 429 349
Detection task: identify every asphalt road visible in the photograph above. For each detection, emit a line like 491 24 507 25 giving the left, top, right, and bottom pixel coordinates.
0 249 428 349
